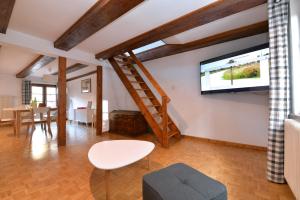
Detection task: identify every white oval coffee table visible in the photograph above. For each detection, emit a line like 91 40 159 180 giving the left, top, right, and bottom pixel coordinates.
88 140 155 200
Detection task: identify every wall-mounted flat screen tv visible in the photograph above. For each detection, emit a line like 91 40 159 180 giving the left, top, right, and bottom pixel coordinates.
200 44 270 94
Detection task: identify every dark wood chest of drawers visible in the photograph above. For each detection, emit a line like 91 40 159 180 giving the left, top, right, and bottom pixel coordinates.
109 110 149 136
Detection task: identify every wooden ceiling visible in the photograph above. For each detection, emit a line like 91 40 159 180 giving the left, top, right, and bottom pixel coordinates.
52 63 88 75
54 0 144 51
0 0 15 34
136 21 269 62
67 70 97 82
6 0 268 78
16 55 56 78
95 0 267 59
13 0 144 78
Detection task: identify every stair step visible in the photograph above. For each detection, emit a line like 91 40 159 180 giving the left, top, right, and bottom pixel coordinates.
120 65 134 70
115 55 131 60
160 121 172 127
124 73 138 77
168 130 179 138
140 96 154 99
120 66 132 71
116 60 135 67
115 59 135 65
136 88 150 91
146 104 160 108
152 112 162 118
131 81 145 84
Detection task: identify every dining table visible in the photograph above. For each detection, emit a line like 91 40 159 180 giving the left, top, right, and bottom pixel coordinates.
3 105 57 137
3 105 31 137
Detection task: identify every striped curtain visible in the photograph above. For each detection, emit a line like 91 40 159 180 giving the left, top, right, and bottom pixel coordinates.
22 80 31 105
267 0 290 183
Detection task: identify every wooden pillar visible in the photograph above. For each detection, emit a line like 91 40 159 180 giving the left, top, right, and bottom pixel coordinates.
57 57 67 146
96 66 103 135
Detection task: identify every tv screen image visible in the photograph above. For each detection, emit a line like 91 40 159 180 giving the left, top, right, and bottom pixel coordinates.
200 44 270 94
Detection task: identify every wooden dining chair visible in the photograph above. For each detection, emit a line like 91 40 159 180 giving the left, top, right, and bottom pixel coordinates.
20 110 34 137
38 103 47 130
22 107 52 138
44 110 57 125
0 117 16 136
0 118 15 127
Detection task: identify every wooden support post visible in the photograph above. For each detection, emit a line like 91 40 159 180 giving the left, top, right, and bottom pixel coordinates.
96 66 103 136
57 57 67 146
162 96 168 147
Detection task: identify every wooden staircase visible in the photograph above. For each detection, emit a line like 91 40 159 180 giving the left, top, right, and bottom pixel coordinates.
108 51 181 147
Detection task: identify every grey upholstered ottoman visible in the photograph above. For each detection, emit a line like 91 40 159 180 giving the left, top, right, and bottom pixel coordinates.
143 163 227 200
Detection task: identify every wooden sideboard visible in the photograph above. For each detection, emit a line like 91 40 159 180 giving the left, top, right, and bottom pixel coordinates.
109 110 149 136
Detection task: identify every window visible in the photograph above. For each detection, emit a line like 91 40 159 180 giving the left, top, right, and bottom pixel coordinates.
31 84 57 108
125 40 166 56
132 40 166 54
31 86 43 105
46 87 57 108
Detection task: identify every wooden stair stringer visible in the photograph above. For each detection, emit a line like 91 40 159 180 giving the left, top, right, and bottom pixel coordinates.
127 56 181 136
129 64 180 133
108 57 163 142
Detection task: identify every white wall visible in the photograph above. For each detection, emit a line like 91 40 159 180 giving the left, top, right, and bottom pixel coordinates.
290 0 300 114
103 67 138 111
0 74 22 118
27 76 57 85
0 74 51 106
67 67 137 131
67 74 97 109
66 34 269 147
67 67 137 111
142 33 269 147
0 74 22 104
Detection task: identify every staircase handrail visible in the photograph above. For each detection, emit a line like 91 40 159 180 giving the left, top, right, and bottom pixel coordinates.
128 51 170 103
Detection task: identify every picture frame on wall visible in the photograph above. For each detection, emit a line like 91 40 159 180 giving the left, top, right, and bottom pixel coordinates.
81 78 91 93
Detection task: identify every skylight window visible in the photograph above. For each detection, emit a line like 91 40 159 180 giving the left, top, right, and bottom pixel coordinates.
132 40 166 54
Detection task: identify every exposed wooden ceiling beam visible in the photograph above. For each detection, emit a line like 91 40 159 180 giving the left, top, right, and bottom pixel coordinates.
136 21 268 62
0 0 15 34
54 0 144 51
52 63 88 75
16 55 56 78
95 0 267 60
67 70 96 82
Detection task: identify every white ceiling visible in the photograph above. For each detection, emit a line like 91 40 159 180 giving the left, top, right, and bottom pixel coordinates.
164 4 268 44
9 0 98 41
0 44 85 77
0 0 268 78
67 65 97 79
0 44 38 75
33 57 79 77
77 0 217 53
